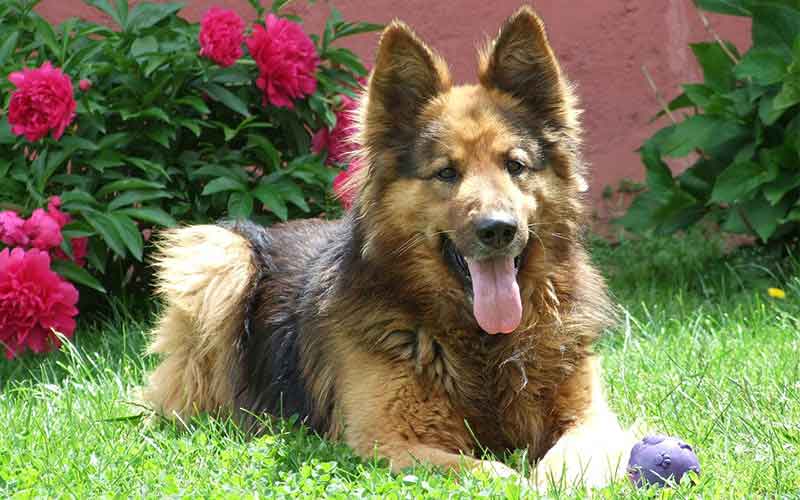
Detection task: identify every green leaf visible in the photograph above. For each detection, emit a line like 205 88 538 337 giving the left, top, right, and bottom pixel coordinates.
96 179 166 198
33 14 62 61
190 164 250 182
690 42 737 91
121 107 172 123
271 0 293 13
787 113 800 154
252 183 288 220
773 78 800 111
693 0 754 16
64 42 105 70
710 160 778 203
85 0 125 28
178 119 202 137
83 210 127 258
130 35 158 63
763 170 800 205
205 83 251 117
209 67 253 85
0 118 14 145
126 157 169 178
176 96 210 114
41 148 73 189
60 190 97 209
784 205 800 222
247 134 280 169
108 190 173 210
618 190 664 232
275 179 310 212
0 31 19 68
145 126 175 148
108 213 143 261
751 4 800 59
735 48 787 85
227 192 254 219
333 21 384 40
652 116 748 157
114 0 129 28
640 145 675 195
202 177 247 195
126 2 182 32
51 259 106 293
96 133 130 150
247 0 266 17
323 47 368 75
682 84 714 108
744 195 792 242
758 93 785 125
59 136 99 151
115 207 177 227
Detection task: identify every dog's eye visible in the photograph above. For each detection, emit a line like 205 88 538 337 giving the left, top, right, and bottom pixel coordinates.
435 166 459 182
505 159 526 176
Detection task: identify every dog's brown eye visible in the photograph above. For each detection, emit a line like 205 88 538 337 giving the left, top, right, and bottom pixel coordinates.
435 167 459 181
505 159 526 176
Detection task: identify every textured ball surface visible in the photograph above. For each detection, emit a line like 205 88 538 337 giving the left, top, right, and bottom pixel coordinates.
628 435 700 487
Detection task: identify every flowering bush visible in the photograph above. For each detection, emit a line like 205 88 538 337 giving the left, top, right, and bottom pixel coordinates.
0 0 378 357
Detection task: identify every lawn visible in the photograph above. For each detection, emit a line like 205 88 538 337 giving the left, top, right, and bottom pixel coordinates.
1 233 798 498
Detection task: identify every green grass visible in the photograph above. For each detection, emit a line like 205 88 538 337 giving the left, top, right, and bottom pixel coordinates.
2 234 799 498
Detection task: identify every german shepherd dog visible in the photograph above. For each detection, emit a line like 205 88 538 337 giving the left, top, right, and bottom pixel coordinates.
143 6 635 491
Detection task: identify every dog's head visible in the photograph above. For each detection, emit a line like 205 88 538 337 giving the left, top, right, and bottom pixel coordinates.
351 7 587 335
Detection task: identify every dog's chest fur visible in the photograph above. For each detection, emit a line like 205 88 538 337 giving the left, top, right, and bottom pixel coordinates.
364 293 587 455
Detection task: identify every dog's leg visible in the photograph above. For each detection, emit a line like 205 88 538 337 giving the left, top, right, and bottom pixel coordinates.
533 356 636 491
333 349 525 484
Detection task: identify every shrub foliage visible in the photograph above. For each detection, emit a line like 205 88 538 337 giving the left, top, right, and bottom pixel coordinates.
621 0 800 244
0 0 378 296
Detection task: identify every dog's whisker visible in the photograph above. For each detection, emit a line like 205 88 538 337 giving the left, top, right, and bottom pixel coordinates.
392 233 427 257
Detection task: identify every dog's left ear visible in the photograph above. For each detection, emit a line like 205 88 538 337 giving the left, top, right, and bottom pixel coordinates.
363 22 451 156
479 6 573 127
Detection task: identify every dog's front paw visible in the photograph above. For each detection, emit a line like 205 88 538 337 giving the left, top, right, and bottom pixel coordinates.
533 431 633 492
474 460 541 494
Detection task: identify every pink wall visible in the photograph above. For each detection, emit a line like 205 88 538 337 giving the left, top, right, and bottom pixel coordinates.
37 1 750 210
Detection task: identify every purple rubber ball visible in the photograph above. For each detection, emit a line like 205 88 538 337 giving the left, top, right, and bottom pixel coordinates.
628 435 700 487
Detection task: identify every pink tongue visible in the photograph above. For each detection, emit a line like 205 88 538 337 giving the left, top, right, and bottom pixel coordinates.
465 256 522 334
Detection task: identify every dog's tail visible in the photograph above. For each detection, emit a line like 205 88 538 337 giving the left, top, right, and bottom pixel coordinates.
142 224 259 419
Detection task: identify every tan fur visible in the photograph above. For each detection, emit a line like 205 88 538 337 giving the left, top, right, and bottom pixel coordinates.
144 225 255 418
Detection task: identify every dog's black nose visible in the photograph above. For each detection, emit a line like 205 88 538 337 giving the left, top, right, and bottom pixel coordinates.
475 216 517 249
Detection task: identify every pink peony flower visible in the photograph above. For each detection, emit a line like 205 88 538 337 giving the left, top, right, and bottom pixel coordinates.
7 62 77 142
199 7 245 67
0 247 79 359
23 208 63 250
79 79 92 92
0 210 29 247
246 14 319 109
332 158 363 210
52 236 88 268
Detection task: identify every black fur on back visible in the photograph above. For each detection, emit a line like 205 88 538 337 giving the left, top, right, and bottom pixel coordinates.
220 218 354 434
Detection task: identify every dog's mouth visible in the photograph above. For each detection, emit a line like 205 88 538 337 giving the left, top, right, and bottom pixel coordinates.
442 236 524 334
443 238 522 283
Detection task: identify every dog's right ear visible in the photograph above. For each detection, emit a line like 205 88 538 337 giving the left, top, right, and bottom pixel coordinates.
479 7 573 128
363 22 451 156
